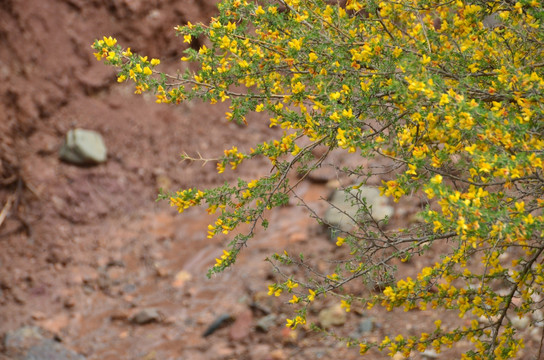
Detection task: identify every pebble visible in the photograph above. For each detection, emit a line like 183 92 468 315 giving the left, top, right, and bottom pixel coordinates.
532 309 544 324
318 304 347 329
202 313 233 337
59 128 107 165
256 314 277 333
530 327 542 341
280 327 298 344
172 270 192 288
421 349 440 359
511 315 530 330
269 348 287 360
129 308 161 325
358 317 374 334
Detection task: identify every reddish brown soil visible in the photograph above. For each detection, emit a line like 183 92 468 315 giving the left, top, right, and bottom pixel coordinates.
0 1 541 359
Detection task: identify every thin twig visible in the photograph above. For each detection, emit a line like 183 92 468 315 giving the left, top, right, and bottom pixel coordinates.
0 194 15 229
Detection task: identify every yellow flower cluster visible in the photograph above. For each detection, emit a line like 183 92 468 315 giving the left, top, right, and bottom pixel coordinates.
169 189 205 213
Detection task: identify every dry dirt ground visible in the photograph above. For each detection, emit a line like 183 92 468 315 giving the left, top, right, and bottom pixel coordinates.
0 1 542 359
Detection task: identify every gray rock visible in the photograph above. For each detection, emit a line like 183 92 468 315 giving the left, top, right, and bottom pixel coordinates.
358 317 375 334
130 308 161 325
350 317 377 338
4 326 45 357
255 314 277 332
324 187 393 236
59 128 107 165
25 340 86 360
4 326 85 360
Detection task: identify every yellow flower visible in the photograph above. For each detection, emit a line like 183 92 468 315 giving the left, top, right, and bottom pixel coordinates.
122 48 132 56
431 174 443 184
242 189 251 199
308 289 316 302
330 112 341 122
406 164 417 176
268 284 281 296
103 36 117 47
183 34 192 43
286 279 299 290
220 35 230 49
439 93 449 106
106 51 116 61
226 21 236 32
150 58 160 66
289 295 300 304
421 54 431 65
336 237 345 246
330 92 341 101
308 52 318 62
143 67 152 76
288 38 303 51
292 82 305 94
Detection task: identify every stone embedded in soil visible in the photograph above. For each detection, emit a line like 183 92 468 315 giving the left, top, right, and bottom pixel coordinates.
255 314 277 332
4 326 45 356
129 308 161 325
280 327 298 345
59 128 107 165
324 187 393 237
421 349 440 359
4 326 85 360
202 314 234 337
269 348 287 360
511 315 530 330
357 317 375 334
172 270 192 288
318 304 347 329
24 339 86 360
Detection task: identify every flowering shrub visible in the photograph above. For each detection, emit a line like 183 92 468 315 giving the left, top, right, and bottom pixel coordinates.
93 0 544 358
